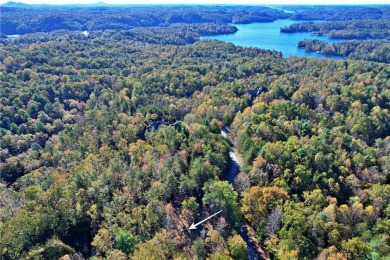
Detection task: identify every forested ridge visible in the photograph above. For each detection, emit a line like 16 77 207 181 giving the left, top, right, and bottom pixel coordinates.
285 5 390 21
0 5 288 35
281 20 390 40
1 5 390 260
297 39 390 63
0 24 238 46
2 4 390 36
280 18 390 63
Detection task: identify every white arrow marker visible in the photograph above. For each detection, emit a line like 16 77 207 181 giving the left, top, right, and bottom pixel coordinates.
189 210 223 230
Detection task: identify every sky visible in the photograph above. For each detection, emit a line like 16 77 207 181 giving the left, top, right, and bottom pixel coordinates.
1 0 389 4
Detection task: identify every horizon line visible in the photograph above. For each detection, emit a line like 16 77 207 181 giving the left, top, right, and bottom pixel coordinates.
2 1 390 5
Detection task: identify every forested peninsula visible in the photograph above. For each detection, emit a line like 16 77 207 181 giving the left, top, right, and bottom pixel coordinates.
297 39 390 63
281 20 390 40
1 4 389 260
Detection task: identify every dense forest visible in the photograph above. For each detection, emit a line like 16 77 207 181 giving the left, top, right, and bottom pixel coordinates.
284 5 390 21
297 39 390 63
1 23 238 46
2 4 390 36
1 4 390 260
0 5 289 35
281 20 390 40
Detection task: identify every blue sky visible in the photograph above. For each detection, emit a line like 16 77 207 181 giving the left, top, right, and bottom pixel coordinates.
1 0 389 4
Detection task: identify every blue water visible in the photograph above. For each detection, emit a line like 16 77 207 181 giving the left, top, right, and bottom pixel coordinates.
201 20 343 59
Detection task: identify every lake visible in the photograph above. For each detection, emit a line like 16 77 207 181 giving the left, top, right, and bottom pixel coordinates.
201 20 343 59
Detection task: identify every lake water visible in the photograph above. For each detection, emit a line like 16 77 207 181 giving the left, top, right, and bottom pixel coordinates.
201 20 343 59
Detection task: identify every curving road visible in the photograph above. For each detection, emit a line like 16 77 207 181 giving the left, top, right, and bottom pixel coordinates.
221 128 262 260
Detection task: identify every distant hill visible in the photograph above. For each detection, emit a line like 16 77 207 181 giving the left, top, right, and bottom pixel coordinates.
1 1 30 7
0 4 290 35
0 1 112 8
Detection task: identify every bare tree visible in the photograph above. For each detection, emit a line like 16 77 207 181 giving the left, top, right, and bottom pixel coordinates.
265 206 282 236
200 229 207 240
216 216 228 237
